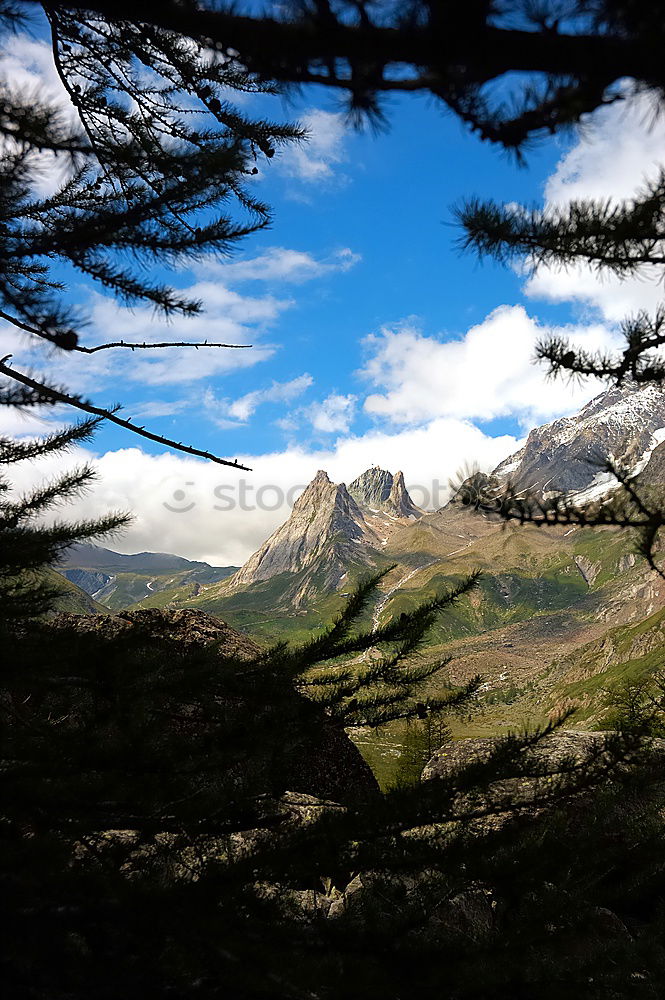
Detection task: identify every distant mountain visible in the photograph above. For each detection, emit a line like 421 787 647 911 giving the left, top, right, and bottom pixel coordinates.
492 381 665 501
226 468 423 605
349 467 423 519
58 543 227 575
46 567 110 615
232 470 379 590
55 543 237 610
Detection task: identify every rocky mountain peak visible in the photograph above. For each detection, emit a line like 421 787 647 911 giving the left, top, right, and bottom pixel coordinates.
228 465 424 600
492 381 665 500
387 470 422 518
229 469 379 592
348 466 393 506
349 466 422 518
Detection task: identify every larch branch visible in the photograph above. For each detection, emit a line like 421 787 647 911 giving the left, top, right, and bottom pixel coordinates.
0 355 252 470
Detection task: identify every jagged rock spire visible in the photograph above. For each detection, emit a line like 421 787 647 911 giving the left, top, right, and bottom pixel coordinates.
231 470 378 588
349 467 422 517
348 467 393 506
387 470 422 518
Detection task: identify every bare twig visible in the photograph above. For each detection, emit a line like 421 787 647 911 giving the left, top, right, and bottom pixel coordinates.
0 356 251 470
80 340 252 353
0 309 250 353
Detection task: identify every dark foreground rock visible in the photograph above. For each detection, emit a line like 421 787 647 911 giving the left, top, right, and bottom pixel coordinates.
422 729 619 781
18 608 379 806
422 729 665 832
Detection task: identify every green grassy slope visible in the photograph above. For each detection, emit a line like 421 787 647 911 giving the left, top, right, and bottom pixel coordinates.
46 568 109 615
65 503 664 788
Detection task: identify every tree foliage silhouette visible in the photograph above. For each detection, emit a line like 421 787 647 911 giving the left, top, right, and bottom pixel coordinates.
0 415 129 625
8 535 665 998
0 0 304 464
33 0 665 153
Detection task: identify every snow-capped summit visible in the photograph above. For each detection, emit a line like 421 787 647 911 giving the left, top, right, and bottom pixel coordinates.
492 381 665 499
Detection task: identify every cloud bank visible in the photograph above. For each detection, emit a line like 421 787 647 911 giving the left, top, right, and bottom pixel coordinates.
525 91 665 322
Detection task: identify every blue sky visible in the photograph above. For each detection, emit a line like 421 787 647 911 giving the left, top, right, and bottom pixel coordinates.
88 91 570 456
4 33 665 563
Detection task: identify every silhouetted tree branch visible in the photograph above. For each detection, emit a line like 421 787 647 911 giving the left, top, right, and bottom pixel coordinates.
0 355 252 469
34 1 665 153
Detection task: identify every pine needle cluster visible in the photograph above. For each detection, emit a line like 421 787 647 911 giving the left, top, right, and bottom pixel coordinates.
0 416 129 624
0 0 304 463
46 1 665 155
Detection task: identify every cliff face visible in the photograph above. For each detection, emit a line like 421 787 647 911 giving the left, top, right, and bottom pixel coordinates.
386 470 422 518
349 467 394 507
493 382 665 499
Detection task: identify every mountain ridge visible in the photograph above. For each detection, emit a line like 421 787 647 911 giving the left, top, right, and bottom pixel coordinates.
56 542 237 608
492 380 665 500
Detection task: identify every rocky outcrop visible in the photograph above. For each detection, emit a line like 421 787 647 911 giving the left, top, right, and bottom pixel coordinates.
46 607 262 659
642 439 665 486
349 467 422 518
493 381 665 499
573 555 601 587
422 730 617 783
447 470 502 510
386 470 422 518
422 731 665 825
30 609 379 805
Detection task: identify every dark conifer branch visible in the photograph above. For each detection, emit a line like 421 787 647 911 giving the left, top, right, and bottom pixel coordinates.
0 356 252 469
34 0 665 152
0 5 304 452
78 339 252 353
0 415 101 463
537 311 665 385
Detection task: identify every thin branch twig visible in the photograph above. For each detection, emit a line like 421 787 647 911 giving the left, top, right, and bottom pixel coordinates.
81 340 252 353
0 356 252 470
0 309 250 353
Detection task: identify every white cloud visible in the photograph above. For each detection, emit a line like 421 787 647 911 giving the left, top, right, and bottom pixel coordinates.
5 419 519 566
0 400 58 440
0 36 80 195
0 37 68 107
525 91 665 321
306 393 356 433
360 307 619 428
226 374 313 422
0 269 292 403
130 399 189 419
276 109 348 184
544 92 665 207
1 236 361 400
525 262 664 324
214 246 360 284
